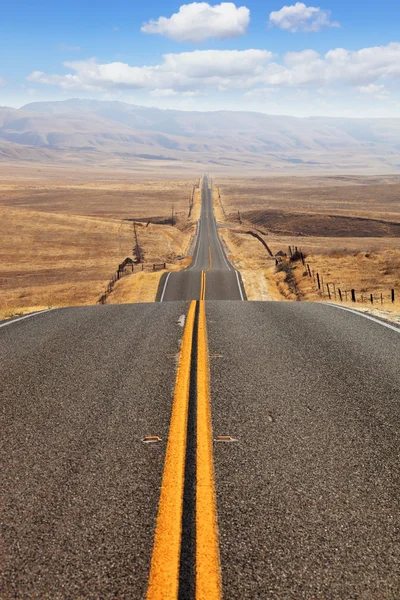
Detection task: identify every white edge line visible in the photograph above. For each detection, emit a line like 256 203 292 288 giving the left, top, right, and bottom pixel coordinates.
326 303 400 334
160 272 172 302
235 270 244 301
0 308 55 329
214 218 231 271
188 220 201 271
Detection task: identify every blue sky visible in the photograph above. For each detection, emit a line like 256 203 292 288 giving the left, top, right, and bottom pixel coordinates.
1 1 400 116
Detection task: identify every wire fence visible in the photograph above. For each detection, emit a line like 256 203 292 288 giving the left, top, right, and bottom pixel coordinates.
97 259 167 305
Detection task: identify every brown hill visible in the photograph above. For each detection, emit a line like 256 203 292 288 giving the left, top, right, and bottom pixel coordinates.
0 99 399 172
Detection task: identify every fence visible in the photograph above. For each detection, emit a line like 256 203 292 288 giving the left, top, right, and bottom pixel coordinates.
303 261 396 305
97 260 167 305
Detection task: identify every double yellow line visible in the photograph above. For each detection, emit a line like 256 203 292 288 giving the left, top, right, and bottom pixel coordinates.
200 270 206 301
146 297 221 600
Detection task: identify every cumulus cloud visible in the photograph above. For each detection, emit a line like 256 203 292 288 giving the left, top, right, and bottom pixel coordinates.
269 3 339 32
357 83 390 100
141 2 250 42
27 43 400 98
358 83 386 94
27 50 273 92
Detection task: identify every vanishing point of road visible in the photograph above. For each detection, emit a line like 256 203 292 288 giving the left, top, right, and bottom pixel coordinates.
1 177 399 599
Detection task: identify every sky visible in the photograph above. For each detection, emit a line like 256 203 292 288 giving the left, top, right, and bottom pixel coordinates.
1 0 400 117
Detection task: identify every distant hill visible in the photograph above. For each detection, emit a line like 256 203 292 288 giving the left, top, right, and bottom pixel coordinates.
0 99 399 172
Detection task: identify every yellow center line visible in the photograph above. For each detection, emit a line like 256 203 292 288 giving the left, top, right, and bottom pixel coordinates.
196 299 222 599
208 246 213 271
200 270 206 301
146 300 196 600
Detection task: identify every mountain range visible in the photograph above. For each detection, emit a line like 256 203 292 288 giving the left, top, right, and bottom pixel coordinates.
1 99 400 172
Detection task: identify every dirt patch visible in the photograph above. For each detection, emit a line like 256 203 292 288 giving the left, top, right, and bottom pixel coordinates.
240 209 400 238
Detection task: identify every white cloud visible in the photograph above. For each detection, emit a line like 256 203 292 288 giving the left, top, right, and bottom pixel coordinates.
150 88 178 97
245 88 279 98
357 83 390 100
141 2 250 42
182 90 205 96
27 43 400 99
27 50 273 92
358 83 386 94
269 3 339 32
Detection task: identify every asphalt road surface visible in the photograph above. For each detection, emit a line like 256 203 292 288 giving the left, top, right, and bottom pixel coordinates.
156 176 246 302
1 177 399 599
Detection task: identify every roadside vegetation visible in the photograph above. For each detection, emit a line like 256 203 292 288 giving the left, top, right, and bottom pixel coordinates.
0 170 201 320
214 177 400 320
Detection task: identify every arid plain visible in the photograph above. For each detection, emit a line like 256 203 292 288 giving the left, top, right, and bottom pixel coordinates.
1 165 399 321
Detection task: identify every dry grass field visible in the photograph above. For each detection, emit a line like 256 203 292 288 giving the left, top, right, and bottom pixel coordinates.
215 176 400 316
0 166 200 318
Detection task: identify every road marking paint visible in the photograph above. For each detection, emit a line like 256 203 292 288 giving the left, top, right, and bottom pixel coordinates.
235 270 245 301
200 270 207 301
188 221 202 271
326 303 400 334
146 301 196 600
160 272 172 302
0 308 55 329
177 315 186 328
196 300 222 599
208 246 213 271
214 221 232 271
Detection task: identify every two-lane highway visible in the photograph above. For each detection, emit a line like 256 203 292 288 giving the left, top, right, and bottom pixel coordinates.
157 176 245 302
1 176 399 599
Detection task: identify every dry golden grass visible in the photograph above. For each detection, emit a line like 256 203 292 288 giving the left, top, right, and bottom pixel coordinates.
294 250 400 310
213 177 400 318
0 206 134 315
217 175 400 222
0 180 201 316
0 179 195 219
106 272 165 304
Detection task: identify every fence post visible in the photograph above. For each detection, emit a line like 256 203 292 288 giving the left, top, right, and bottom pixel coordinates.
338 288 343 302
307 264 312 277
317 273 321 290
327 284 331 299
381 293 383 304
370 293 373 304
351 289 356 302
392 289 395 303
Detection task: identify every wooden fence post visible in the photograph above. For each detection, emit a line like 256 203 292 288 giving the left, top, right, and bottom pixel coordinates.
392 289 395 303
351 289 356 302
307 264 312 277
338 289 343 302
317 273 321 290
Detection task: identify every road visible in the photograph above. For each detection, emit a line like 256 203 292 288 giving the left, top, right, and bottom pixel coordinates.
1 178 399 599
156 176 245 302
